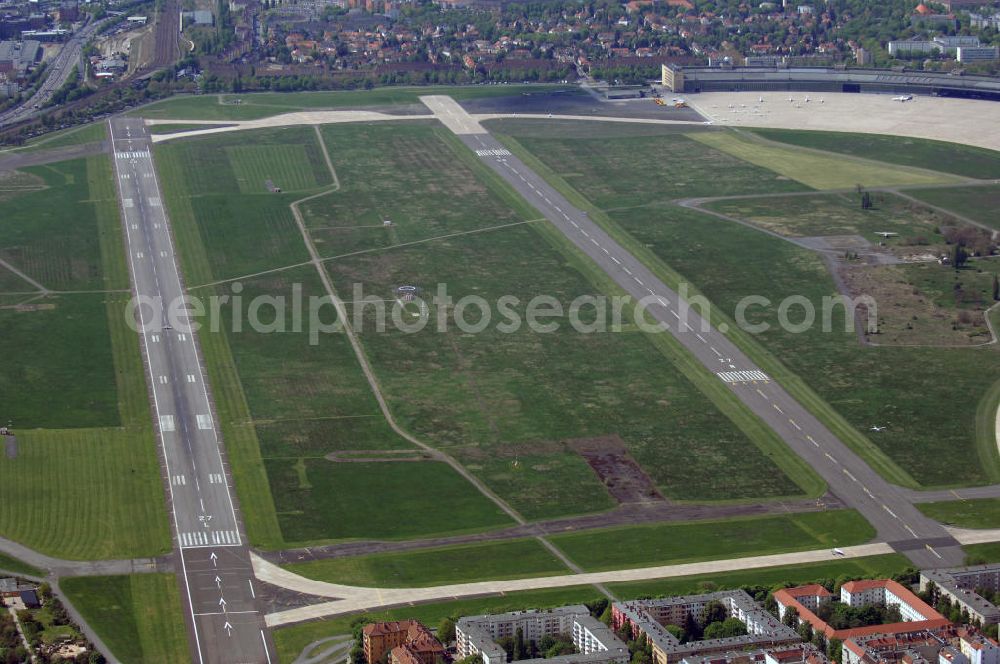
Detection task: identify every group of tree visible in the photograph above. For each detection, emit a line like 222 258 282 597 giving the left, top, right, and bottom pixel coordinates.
496 627 576 661
812 601 902 630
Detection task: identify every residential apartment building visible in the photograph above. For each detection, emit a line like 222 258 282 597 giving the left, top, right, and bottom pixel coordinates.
922 565 1000 625
774 580 950 642
363 621 444 664
957 46 999 63
613 591 800 664
455 606 628 664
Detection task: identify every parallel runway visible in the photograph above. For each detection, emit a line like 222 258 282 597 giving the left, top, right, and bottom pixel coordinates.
421 95 964 569
108 117 273 663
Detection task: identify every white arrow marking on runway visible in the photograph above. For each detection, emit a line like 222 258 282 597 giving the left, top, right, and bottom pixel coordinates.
219 597 227 611
224 621 233 637
210 552 218 567
215 575 222 589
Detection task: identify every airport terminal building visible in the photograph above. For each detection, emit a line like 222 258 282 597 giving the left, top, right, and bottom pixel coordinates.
661 65 1000 101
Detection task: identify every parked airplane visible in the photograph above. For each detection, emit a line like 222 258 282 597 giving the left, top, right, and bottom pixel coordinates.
892 94 914 102
870 425 886 432
875 232 899 238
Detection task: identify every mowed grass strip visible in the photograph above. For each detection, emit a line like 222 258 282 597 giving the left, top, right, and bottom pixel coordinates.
0 158 112 291
283 539 569 587
0 428 170 559
268 459 513 543
689 131 960 189
0 552 43 577
908 185 1000 232
549 510 875 572
918 498 1000 529
746 128 1000 180
61 574 191 664
226 143 321 194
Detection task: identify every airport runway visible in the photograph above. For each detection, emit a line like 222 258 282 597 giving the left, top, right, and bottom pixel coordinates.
107 117 273 664
421 95 965 569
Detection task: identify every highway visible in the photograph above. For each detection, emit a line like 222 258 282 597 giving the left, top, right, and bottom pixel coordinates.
421 95 965 569
0 19 102 127
108 117 273 664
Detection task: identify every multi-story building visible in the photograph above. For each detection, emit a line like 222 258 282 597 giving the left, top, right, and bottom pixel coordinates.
842 630 953 664
362 621 444 664
775 580 950 642
957 46 999 63
922 565 1000 626
960 634 1000 664
613 591 800 664
456 606 628 664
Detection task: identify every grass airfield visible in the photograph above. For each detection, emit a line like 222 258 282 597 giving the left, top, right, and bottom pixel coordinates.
3 87 1000 662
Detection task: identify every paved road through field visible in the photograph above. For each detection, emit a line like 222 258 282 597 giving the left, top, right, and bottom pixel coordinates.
421 95 964 570
108 117 273 664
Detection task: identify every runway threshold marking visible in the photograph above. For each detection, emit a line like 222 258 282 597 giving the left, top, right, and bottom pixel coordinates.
717 370 770 383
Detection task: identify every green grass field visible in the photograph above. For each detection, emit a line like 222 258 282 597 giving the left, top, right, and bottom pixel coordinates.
690 131 961 190
0 154 171 559
0 427 171 559
61 575 190 664
908 185 1000 232
320 124 819 513
15 122 108 152
494 120 1000 488
300 121 527 259
747 128 1000 180
706 191 953 242
0 552 43 577
485 121 808 208
918 498 1000 529
0 157 125 292
283 539 569 587
965 543 1000 564
549 510 875 571
133 85 573 121
269 459 514 542
157 121 822 545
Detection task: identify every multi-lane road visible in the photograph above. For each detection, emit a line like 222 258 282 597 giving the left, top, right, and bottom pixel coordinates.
108 117 273 664
421 95 965 569
0 19 102 127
